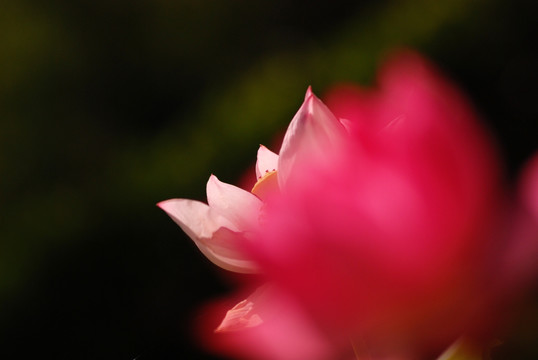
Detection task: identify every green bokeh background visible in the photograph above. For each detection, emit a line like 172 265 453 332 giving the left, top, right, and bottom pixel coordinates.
0 0 536 358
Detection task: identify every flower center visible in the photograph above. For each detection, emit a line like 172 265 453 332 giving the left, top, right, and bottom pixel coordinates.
251 170 279 201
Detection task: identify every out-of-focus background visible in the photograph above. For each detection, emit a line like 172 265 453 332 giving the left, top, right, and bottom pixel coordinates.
0 0 536 358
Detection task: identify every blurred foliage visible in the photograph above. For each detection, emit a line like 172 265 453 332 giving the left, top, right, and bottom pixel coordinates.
0 0 536 358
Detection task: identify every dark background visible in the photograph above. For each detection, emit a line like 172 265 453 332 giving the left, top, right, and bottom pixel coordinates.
0 0 536 358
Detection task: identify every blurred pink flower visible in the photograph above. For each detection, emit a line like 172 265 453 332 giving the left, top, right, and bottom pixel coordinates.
248 52 509 357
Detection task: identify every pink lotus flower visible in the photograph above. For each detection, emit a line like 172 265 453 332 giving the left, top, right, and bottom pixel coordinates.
158 88 347 274
159 52 538 359
158 88 349 356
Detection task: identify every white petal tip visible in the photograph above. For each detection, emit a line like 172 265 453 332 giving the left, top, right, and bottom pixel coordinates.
156 199 176 212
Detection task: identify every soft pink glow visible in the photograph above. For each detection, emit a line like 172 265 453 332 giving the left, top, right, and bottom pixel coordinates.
249 52 505 356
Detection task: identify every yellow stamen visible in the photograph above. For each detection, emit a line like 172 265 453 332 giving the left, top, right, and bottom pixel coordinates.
251 170 279 201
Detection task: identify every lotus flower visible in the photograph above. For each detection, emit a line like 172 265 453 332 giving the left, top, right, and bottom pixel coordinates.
158 87 347 270
159 52 538 359
158 87 349 342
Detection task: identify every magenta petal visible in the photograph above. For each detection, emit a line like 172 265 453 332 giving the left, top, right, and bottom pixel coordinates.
278 88 347 186
158 199 258 273
206 175 263 230
255 145 279 179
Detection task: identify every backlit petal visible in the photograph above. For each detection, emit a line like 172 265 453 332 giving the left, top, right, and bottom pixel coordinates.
158 199 258 273
206 175 263 230
255 145 279 180
278 87 347 187
216 286 266 332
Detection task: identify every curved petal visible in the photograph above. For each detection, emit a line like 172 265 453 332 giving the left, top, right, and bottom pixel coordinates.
206 175 263 230
278 87 347 187
216 286 267 332
158 199 258 273
200 227 259 273
255 145 279 180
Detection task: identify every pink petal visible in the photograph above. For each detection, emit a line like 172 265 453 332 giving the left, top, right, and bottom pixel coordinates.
211 286 334 360
216 286 266 332
278 87 347 186
255 145 279 180
158 199 258 273
206 175 263 230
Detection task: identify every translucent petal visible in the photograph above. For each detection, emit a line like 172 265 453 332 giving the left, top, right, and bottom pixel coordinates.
206 175 263 230
158 199 258 273
255 145 279 180
278 87 347 187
